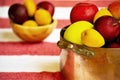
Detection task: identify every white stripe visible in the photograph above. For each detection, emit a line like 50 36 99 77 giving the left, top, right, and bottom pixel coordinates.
44 28 61 43
0 6 71 19
0 28 61 42
53 7 72 19
0 55 60 72
0 6 9 18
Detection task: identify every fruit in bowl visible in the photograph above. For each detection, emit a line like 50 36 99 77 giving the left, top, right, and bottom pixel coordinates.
10 20 57 42
57 1 120 80
8 0 56 42
70 3 98 23
108 1 120 20
94 16 120 42
8 3 28 24
37 1 54 16
60 1 120 48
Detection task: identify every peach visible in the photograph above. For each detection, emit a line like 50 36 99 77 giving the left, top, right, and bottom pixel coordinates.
108 1 120 19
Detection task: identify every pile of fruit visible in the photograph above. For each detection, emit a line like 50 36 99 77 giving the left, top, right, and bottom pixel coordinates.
8 0 54 26
62 1 120 48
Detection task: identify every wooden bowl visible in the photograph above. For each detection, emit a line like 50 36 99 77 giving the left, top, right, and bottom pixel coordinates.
10 19 57 42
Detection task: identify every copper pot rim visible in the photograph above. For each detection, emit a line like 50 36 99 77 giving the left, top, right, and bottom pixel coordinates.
57 26 120 57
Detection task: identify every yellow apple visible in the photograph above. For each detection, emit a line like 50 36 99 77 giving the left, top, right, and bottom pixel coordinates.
81 29 105 47
64 21 93 45
93 8 112 23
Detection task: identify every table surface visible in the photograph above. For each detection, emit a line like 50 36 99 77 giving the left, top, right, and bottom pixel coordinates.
0 0 115 80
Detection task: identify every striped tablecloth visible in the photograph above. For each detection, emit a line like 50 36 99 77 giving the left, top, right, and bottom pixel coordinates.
0 0 114 80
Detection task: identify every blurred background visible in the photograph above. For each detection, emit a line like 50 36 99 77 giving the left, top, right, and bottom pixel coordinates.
0 0 114 28
0 0 116 80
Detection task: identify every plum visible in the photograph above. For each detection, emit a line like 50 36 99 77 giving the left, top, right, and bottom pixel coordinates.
37 1 54 16
116 35 120 44
8 3 28 24
94 16 120 41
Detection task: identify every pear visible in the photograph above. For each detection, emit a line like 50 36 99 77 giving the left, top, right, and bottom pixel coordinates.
81 29 105 47
64 21 93 45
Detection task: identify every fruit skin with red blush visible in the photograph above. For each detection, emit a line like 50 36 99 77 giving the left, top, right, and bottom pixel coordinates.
116 35 120 44
37 1 55 16
108 1 120 20
107 35 120 48
70 3 98 23
8 3 28 24
107 42 120 48
94 16 120 42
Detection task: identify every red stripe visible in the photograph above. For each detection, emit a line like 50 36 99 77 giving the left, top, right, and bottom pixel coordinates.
0 42 61 55
0 72 64 80
58 19 71 29
0 0 114 7
0 18 11 28
0 18 70 28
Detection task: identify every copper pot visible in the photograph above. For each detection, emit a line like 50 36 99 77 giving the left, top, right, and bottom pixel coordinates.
57 27 120 80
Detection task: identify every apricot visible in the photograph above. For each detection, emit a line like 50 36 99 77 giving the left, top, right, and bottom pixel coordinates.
22 20 38 27
34 9 52 25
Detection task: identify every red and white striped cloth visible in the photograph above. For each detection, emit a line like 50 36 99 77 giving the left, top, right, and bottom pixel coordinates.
0 0 114 80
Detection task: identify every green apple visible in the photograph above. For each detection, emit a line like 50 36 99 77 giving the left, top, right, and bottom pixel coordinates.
81 29 105 47
64 21 93 45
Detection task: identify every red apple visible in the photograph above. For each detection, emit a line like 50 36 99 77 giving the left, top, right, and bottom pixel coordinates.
94 16 120 41
108 1 120 19
116 35 120 44
8 3 28 24
107 42 120 48
70 3 98 23
37 1 54 16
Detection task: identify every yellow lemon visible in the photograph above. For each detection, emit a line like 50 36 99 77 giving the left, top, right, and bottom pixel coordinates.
93 8 112 23
35 9 52 25
64 21 93 45
81 29 105 47
24 0 36 17
22 20 38 27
